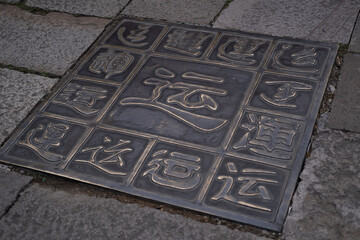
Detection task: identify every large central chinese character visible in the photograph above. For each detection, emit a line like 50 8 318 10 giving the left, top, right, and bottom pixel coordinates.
119 68 228 132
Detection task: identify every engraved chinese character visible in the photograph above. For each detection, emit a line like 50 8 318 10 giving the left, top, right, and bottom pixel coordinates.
259 81 312 108
211 162 278 212
53 83 107 115
142 150 201 190
232 113 300 160
89 49 134 79
75 136 132 176
119 68 228 132
272 44 320 74
164 30 212 56
217 37 263 65
117 24 151 47
18 122 70 162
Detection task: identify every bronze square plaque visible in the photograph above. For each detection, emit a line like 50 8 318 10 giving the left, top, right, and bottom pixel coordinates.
0 18 338 231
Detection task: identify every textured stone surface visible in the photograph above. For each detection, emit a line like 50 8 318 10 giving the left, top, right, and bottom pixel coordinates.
122 0 227 25
349 14 360 53
214 0 360 43
0 184 269 239
0 68 58 144
0 167 32 217
26 0 129 18
328 53 360 132
0 5 110 75
2 0 21 3
283 129 360 239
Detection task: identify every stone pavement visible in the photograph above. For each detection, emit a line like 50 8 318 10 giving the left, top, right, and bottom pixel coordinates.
214 0 360 43
0 1 359 239
0 4 110 75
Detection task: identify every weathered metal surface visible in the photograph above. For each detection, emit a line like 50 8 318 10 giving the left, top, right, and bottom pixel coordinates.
0 18 338 231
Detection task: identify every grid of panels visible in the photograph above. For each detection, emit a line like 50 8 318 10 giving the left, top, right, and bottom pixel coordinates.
0 18 338 231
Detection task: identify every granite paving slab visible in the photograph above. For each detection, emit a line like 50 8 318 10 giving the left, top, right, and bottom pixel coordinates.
0 184 270 239
0 68 58 144
0 17 338 231
0 167 32 217
26 0 129 18
328 53 360 132
349 13 360 53
283 129 360 239
1 0 21 3
122 0 227 25
214 0 360 44
0 4 110 75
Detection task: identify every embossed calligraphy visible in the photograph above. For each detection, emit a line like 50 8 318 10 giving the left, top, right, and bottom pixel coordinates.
143 150 201 190
117 24 151 47
272 44 320 74
233 113 300 160
119 68 228 132
18 122 70 162
53 83 107 115
259 81 312 108
89 49 134 79
217 37 263 65
164 30 212 56
75 136 132 176
211 162 278 212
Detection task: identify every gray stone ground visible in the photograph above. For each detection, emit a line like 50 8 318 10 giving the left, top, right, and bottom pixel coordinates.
0 166 32 217
122 0 227 25
349 14 360 53
328 54 360 132
0 1 359 239
214 0 360 43
2 0 20 3
0 69 58 143
283 113 360 239
0 184 269 240
0 5 110 75
26 0 129 18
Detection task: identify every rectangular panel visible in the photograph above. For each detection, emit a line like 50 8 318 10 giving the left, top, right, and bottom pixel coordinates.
101 56 256 147
0 17 338 231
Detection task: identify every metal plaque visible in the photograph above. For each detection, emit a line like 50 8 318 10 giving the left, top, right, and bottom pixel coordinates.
0 18 338 231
